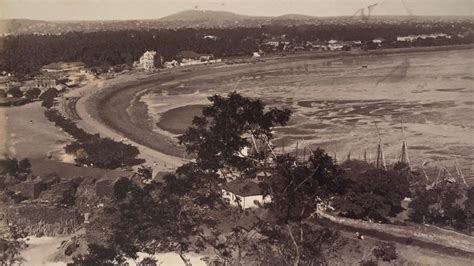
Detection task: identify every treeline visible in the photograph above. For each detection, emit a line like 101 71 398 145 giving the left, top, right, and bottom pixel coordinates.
44 109 142 169
1 21 472 77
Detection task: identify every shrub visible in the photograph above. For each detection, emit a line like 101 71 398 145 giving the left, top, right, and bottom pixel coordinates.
39 88 58 108
335 161 410 222
44 109 142 169
24 88 41 99
373 242 397 262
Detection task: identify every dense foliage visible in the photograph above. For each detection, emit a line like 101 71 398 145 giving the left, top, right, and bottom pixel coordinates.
373 242 398 262
44 109 142 169
335 160 410 222
0 226 27 265
1 21 472 77
0 158 31 186
265 149 346 224
178 91 291 174
39 88 59 108
409 183 471 232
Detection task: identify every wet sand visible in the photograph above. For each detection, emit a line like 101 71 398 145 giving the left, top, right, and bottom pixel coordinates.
85 46 474 183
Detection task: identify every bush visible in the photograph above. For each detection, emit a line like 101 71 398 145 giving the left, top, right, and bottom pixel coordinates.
360 260 378 266
409 183 467 231
6 87 23 98
335 161 410 222
44 109 142 169
39 88 58 108
44 109 91 141
373 242 397 262
24 88 41 99
65 138 141 169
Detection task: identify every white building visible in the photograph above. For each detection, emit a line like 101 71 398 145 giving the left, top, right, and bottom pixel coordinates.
138 50 162 70
372 37 387 44
222 180 271 209
397 33 451 42
163 60 179 68
177 51 219 66
203 35 218 41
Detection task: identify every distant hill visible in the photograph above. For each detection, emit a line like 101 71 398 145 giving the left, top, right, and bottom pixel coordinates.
273 14 318 21
0 10 470 35
158 10 262 22
0 19 54 33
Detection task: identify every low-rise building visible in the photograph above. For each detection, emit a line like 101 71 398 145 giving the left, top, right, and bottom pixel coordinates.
163 60 179 68
397 33 451 42
203 35 218 41
309 41 329 51
177 50 217 66
222 180 271 209
372 37 387 44
262 38 290 48
35 74 58 89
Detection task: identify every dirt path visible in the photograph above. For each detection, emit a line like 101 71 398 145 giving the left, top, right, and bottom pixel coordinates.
315 211 474 261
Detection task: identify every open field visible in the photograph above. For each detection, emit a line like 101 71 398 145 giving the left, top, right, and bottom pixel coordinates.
85 46 474 184
0 102 72 161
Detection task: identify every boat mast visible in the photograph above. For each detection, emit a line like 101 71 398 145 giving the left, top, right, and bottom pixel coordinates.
374 122 387 170
399 118 410 166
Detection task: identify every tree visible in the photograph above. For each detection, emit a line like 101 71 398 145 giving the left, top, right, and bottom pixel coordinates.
6 87 23 98
138 257 158 266
0 226 27 265
24 88 41 99
39 87 58 108
0 158 31 183
69 244 126 266
409 182 466 230
178 91 291 175
465 187 474 234
260 150 345 265
335 161 409 222
373 242 398 262
465 187 474 218
65 138 142 169
136 165 153 183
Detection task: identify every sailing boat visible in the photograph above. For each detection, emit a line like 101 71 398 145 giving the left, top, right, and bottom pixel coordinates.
453 157 468 187
398 118 410 166
374 122 387 170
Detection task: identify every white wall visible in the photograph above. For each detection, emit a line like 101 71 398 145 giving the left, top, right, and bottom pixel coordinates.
222 190 271 209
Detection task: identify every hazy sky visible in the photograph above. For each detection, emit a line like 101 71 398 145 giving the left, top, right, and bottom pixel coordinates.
1 0 472 21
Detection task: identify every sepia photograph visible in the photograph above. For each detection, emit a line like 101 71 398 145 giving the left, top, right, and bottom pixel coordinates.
0 0 473 265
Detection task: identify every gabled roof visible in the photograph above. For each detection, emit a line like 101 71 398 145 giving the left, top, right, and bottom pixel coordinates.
224 179 263 197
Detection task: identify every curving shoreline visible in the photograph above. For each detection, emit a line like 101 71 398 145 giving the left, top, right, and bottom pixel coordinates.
80 45 474 173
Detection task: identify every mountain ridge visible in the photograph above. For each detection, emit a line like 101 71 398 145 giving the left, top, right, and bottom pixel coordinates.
1 10 471 35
